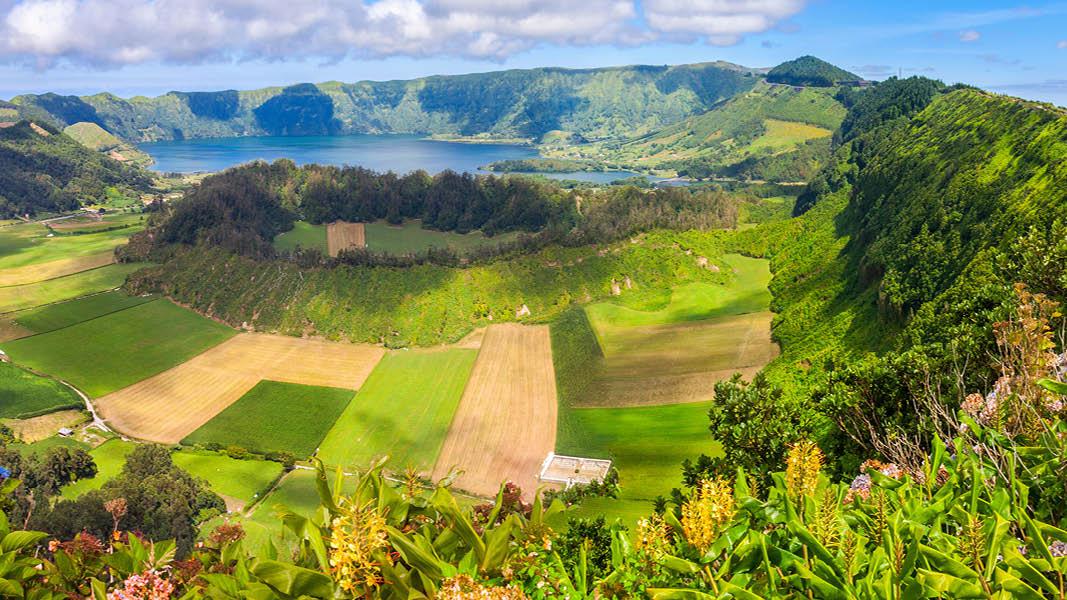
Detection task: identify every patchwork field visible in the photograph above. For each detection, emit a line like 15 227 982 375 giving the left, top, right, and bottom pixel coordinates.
183 380 355 457
0 362 82 419
0 263 145 313
0 252 114 286
61 438 136 498
96 333 384 443
326 221 366 256
4 299 236 397
317 348 478 471
10 291 153 336
432 324 557 498
573 254 779 407
0 216 142 271
172 450 284 511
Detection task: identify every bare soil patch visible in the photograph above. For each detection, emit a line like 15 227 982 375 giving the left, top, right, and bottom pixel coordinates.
432 324 558 499
96 333 384 444
326 221 366 257
0 252 114 287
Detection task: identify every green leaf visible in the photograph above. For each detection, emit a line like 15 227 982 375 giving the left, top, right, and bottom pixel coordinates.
1036 378 1067 395
916 569 986 598
646 588 715 600
0 532 46 554
251 559 333 598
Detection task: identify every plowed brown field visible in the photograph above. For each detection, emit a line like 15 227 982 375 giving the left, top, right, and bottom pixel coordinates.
96 333 384 443
431 324 557 499
326 221 366 257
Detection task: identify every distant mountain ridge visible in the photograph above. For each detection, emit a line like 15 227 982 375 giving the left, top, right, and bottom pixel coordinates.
9 61 766 143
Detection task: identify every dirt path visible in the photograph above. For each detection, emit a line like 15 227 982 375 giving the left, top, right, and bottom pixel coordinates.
326 221 366 257
431 324 557 500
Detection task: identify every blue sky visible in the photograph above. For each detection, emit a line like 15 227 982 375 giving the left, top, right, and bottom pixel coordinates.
0 0 1064 106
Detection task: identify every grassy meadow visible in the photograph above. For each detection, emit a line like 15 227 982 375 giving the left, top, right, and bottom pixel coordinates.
364 220 520 255
183 380 354 457
0 361 82 419
11 291 153 334
3 299 235 397
273 221 327 253
0 263 145 313
172 450 284 505
60 438 136 498
317 348 477 471
0 216 142 271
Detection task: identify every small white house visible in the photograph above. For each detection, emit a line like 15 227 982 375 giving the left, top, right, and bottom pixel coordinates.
57 428 74 438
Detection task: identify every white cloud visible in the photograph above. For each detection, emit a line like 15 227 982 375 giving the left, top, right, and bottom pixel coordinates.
0 0 807 68
959 30 981 42
1058 40 1067 49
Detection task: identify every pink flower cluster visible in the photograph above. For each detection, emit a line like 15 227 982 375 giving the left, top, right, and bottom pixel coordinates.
107 570 174 600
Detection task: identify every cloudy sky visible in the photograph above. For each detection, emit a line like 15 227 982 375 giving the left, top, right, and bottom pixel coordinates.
1 0 1065 106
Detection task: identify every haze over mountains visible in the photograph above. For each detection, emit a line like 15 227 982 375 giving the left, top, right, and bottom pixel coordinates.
6 58 859 143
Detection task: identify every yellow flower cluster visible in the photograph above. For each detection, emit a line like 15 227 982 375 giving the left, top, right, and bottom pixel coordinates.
328 498 389 594
785 440 824 499
635 514 671 557
681 479 735 552
437 575 528 600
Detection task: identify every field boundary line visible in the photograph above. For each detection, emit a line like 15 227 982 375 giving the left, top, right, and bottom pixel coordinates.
1 297 160 339
0 258 119 289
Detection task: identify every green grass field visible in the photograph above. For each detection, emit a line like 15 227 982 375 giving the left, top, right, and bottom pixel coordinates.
0 362 82 419
364 220 520 255
12 291 154 334
183 380 354 457
0 217 143 271
317 348 477 471
556 402 722 528
173 450 284 505
12 435 89 457
585 254 771 333
273 221 327 254
61 438 136 498
4 299 235 397
0 263 146 313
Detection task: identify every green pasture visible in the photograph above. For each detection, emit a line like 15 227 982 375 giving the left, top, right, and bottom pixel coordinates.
556 402 722 528
0 216 142 271
4 299 235 397
183 380 354 457
585 254 771 333
0 263 145 313
0 361 82 419
173 450 284 505
61 438 136 498
364 220 520 255
317 348 477 471
12 290 153 334
273 221 327 253
12 435 89 457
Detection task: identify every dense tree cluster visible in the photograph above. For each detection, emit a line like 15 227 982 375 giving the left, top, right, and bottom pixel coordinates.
765 55 859 87
148 160 739 263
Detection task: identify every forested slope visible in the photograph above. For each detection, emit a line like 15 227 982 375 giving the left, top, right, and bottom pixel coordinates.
731 81 1067 465
0 121 153 218
10 62 760 143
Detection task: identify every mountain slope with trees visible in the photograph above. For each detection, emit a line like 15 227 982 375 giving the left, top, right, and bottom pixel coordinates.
9 62 762 143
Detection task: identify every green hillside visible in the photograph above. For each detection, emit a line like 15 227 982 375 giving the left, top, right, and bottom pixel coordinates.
11 62 761 143
548 82 846 179
766 55 861 87
0 121 152 218
63 122 152 167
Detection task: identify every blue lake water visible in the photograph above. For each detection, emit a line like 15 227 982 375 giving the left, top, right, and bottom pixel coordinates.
138 134 643 184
